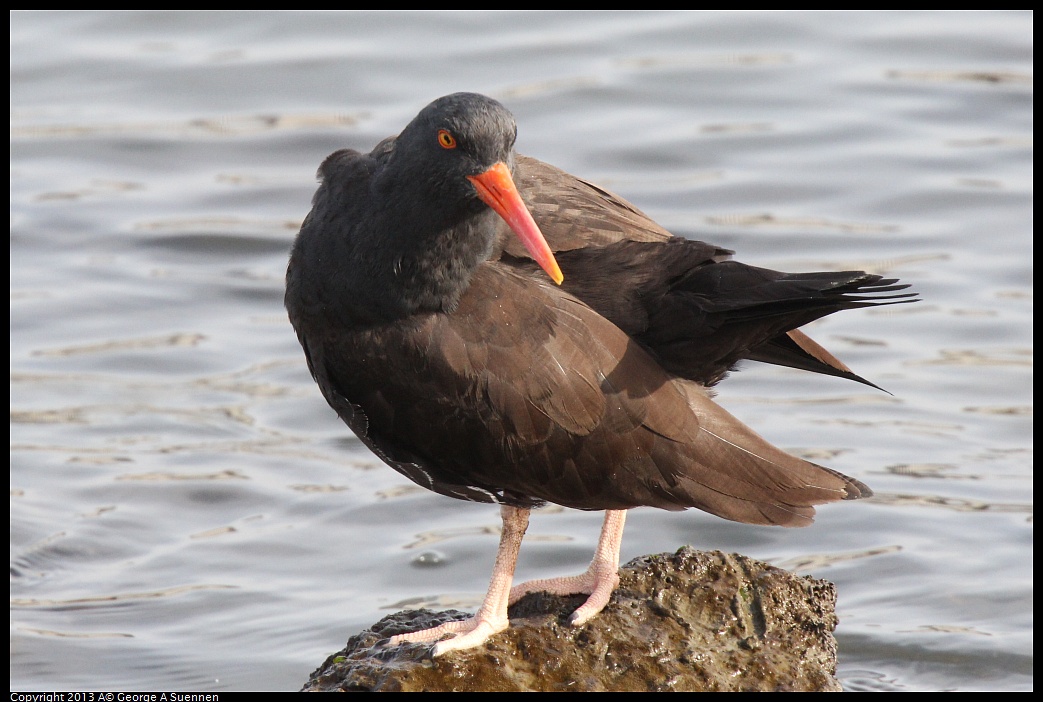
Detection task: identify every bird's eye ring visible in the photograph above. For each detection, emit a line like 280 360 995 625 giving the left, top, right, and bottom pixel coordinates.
437 129 457 149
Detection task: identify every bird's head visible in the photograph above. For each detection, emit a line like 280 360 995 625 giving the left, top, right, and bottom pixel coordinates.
390 92 563 285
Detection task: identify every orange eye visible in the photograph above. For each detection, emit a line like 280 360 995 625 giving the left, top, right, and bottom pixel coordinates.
437 129 457 149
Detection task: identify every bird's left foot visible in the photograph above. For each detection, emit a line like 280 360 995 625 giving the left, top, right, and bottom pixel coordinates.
387 505 532 657
387 611 509 656
508 561 620 626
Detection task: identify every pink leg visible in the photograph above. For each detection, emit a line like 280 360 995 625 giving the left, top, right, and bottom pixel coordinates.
388 504 530 656
508 509 627 625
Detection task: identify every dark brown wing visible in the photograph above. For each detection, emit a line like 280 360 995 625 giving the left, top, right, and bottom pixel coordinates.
509 155 690 252
302 263 867 526
503 154 915 388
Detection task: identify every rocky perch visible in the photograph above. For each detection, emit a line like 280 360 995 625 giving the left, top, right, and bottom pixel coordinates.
303 547 844 692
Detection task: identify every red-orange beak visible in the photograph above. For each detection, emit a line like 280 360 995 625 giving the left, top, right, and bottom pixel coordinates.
467 162 564 285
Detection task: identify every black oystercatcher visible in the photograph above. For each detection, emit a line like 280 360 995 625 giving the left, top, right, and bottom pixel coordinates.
285 92 915 655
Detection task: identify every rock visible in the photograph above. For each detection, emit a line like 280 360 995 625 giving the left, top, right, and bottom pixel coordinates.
302 547 844 692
